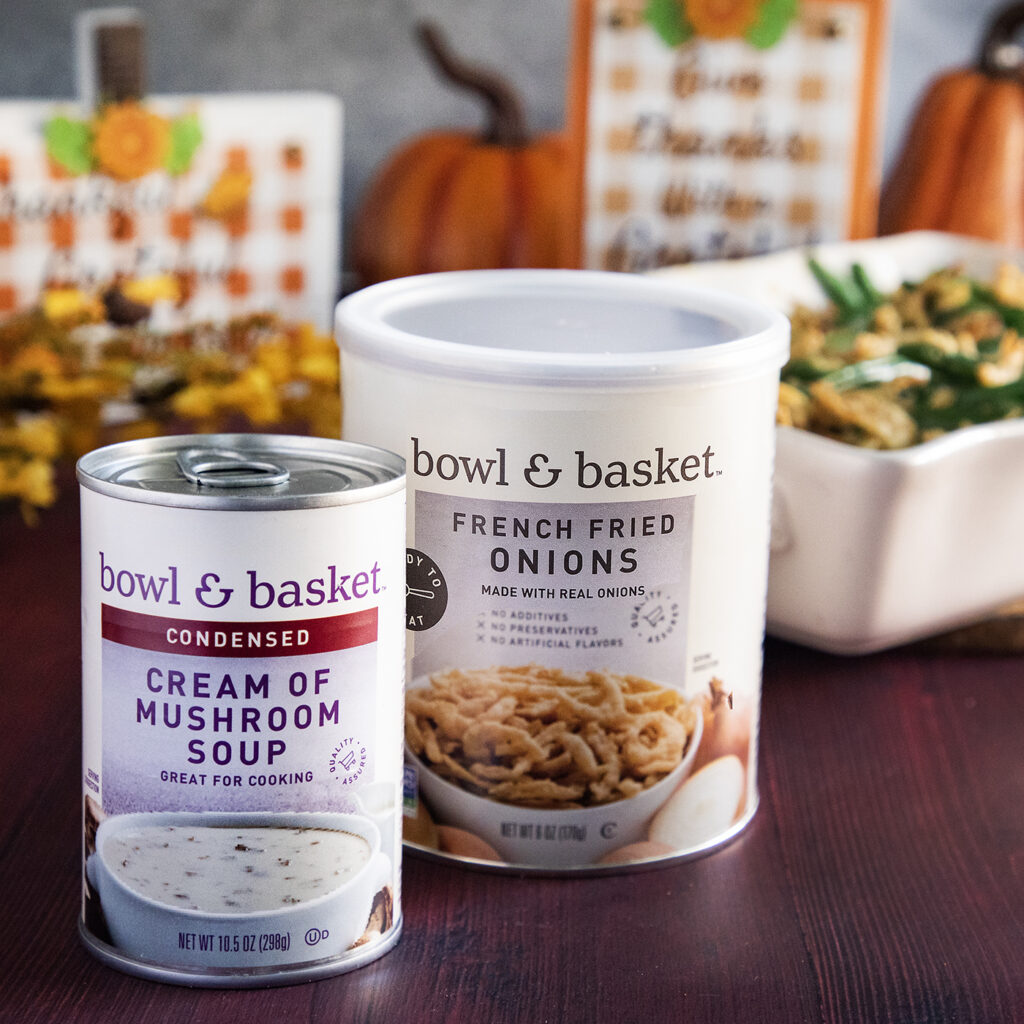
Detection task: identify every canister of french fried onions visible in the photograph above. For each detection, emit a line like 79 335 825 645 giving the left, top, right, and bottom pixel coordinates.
78 433 405 985
336 270 788 872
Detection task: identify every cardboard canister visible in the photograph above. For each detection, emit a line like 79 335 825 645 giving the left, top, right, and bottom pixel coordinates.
337 270 788 872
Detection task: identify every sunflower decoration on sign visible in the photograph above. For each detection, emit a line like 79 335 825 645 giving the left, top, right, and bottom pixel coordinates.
645 0 799 48
43 100 202 180
93 102 170 180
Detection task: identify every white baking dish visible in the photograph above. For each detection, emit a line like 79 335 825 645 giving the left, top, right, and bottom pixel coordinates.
655 232 1024 653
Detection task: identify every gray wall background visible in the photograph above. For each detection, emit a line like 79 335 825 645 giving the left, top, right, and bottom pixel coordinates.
0 0 1009 278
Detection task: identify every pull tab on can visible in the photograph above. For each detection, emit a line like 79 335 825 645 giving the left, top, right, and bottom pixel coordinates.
176 447 291 488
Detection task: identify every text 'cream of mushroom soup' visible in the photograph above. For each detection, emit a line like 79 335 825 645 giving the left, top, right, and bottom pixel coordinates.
78 434 405 985
336 270 789 873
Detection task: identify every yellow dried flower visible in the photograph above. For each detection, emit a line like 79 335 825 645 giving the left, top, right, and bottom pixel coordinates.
294 321 324 353
200 168 253 219
0 458 22 500
7 343 64 377
297 352 340 385
122 275 182 306
110 418 164 444
171 382 220 421
219 367 281 425
254 341 293 385
42 288 104 324
14 458 57 507
2 301 341 522
38 375 115 402
0 416 61 458
0 454 57 523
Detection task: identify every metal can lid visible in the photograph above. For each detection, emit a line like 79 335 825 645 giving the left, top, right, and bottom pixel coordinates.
77 433 405 510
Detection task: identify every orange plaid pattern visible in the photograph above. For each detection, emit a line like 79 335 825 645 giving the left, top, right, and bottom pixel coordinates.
224 268 251 297
280 205 304 233
0 96 338 328
49 213 76 250
168 209 194 242
280 265 304 294
108 209 136 242
577 0 871 268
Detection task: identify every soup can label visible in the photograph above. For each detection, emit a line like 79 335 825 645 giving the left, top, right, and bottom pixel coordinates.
78 435 406 985
337 269 789 873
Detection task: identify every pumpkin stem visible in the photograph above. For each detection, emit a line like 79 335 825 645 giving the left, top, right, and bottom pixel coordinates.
979 2 1024 77
416 20 529 147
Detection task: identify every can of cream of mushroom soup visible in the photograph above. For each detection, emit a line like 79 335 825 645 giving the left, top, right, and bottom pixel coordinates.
78 434 405 986
336 270 789 873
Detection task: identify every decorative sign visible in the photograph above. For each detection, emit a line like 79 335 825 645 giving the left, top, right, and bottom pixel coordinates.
0 92 342 328
567 0 887 271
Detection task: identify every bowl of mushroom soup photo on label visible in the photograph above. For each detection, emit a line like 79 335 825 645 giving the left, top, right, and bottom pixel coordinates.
86 811 391 969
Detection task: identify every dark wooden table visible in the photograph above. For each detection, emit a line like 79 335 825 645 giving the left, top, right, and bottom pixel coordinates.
3 476 1023 1024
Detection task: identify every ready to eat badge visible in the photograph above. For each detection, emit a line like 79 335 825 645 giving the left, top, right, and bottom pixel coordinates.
0 92 342 329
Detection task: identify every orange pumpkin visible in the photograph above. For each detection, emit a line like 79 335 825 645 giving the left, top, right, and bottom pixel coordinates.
351 22 575 286
879 3 1024 243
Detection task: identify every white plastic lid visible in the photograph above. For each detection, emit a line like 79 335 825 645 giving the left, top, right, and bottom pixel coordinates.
335 269 789 388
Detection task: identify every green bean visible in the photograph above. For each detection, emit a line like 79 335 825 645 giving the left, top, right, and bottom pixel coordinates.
820 312 881 353
794 256 1024 445
910 380 1024 431
807 258 864 321
823 355 930 391
851 263 884 306
929 296 991 325
896 343 979 382
782 356 839 382
972 284 1024 332
820 325 858 353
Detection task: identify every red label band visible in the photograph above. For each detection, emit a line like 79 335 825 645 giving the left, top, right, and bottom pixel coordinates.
101 605 379 657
